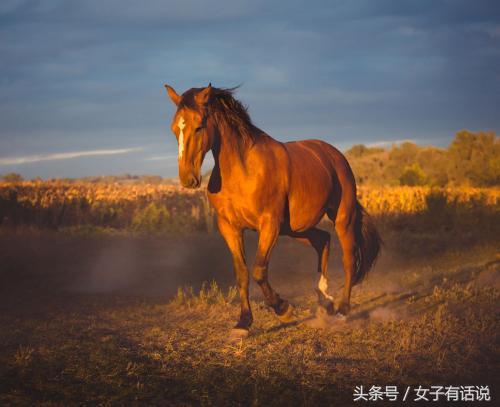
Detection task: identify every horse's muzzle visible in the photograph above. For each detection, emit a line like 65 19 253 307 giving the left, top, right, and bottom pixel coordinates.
181 174 201 189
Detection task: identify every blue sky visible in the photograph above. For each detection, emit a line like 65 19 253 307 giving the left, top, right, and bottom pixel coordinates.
1 0 499 179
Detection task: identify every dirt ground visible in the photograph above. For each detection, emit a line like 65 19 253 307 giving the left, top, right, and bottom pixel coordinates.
0 227 498 405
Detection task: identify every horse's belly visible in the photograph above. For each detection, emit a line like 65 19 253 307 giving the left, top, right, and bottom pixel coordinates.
285 141 336 232
287 163 332 231
288 192 329 232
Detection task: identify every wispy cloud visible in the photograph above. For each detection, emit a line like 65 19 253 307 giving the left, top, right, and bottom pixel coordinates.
0 147 142 166
145 154 177 161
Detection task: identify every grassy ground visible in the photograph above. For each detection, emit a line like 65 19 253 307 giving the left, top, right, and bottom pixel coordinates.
0 223 498 405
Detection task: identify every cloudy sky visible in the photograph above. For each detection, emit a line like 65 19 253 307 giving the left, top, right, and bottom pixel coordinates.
1 0 499 179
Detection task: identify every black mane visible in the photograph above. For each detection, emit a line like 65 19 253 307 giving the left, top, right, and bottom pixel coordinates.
181 86 260 145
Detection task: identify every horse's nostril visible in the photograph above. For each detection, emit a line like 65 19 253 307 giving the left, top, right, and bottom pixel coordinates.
181 173 201 189
182 176 197 188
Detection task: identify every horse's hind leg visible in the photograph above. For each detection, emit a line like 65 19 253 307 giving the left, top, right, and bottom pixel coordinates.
333 211 357 316
290 228 334 314
252 221 293 322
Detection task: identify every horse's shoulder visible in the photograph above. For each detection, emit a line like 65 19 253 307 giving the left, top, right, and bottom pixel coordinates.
249 135 289 163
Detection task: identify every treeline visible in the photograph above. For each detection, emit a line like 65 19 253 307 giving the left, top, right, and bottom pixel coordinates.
346 130 499 187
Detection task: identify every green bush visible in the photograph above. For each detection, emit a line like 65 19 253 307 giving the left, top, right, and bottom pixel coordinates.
399 163 426 186
131 202 171 232
1 173 23 183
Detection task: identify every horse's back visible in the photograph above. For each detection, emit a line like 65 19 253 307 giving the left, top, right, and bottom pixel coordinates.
284 139 356 231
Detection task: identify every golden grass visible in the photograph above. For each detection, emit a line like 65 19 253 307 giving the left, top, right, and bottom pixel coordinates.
357 186 499 215
1 181 498 233
0 180 214 232
170 280 238 308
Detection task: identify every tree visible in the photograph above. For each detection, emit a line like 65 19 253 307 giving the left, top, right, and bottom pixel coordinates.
1 173 23 183
417 147 448 186
447 130 499 186
399 163 426 186
346 144 384 158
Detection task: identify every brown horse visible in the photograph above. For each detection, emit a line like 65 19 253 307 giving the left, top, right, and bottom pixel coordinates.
164 84 381 338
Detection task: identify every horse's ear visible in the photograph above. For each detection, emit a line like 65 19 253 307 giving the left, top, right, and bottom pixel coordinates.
164 84 181 106
195 83 212 106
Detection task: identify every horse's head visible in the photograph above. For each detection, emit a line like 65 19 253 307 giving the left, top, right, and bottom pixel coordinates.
164 83 215 189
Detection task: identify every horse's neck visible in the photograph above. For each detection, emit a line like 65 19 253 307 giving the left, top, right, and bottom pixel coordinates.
212 122 254 182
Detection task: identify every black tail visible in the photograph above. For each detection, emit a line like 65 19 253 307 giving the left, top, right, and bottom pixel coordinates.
352 201 382 285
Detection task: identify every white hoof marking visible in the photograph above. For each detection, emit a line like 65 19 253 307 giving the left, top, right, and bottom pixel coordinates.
318 274 334 302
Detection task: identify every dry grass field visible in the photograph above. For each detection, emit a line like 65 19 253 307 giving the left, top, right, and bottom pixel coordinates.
0 184 499 405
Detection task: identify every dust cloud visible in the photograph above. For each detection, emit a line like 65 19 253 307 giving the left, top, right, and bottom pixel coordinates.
73 234 238 297
0 229 410 309
2 228 495 326
71 231 336 299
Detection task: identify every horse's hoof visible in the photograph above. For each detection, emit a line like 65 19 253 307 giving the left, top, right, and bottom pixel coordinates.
277 303 295 323
334 313 347 322
229 328 249 341
310 307 347 328
337 303 350 316
315 289 335 315
320 300 335 315
316 304 334 318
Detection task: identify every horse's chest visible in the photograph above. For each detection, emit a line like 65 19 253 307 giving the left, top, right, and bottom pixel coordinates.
207 190 260 229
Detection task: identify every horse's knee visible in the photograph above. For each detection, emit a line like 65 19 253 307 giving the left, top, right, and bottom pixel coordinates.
252 265 267 285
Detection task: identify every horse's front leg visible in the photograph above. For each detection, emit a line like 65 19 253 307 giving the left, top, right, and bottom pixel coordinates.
252 220 294 323
217 217 252 338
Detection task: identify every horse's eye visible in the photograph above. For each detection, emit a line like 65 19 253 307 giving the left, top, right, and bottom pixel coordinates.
195 126 204 133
